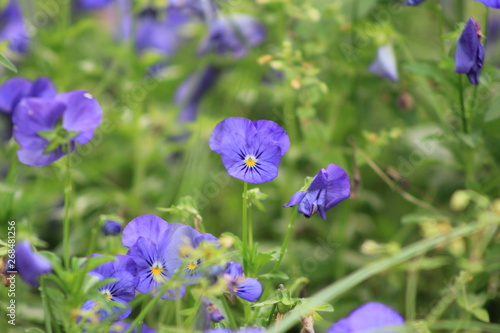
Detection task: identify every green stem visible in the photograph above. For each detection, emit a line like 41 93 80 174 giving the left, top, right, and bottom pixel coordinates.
267 221 493 333
405 257 422 322
458 75 468 134
40 277 54 333
63 153 72 268
222 296 238 329
274 209 298 271
242 181 249 270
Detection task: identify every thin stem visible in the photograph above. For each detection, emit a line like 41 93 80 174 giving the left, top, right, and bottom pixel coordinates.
458 75 468 134
63 151 72 268
274 209 298 271
242 181 249 270
222 296 238 329
267 221 492 333
40 277 54 333
405 257 422 322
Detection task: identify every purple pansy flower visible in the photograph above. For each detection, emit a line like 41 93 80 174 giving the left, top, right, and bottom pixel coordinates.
455 17 485 85
14 241 52 287
102 220 122 236
175 66 222 124
199 14 266 58
12 90 103 167
475 0 500 8
109 321 156 333
122 214 217 299
368 44 398 82
284 164 350 220
0 0 29 53
224 262 262 302
209 117 290 184
405 0 425 5
81 254 138 321
0 77 57 114
328 302 404 333
169 0 218 21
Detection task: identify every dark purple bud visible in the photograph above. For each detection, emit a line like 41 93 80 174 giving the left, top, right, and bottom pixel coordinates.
0 0 29 53
102 220 122 236
455 17 485 85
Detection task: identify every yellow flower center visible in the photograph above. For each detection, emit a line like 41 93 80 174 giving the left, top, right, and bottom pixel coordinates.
188 262 198 270
102 290 112 301
151 265 163 276
244 155 257 167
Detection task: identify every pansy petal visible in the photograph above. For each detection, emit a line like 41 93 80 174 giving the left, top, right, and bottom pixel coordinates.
308 169 328 191
253 120 290 155
57 90 102 132
283 190 307 207
209 117 253 154
15 241 52 287
122 214 171 248
456 18 480 74
328 318 351 333
16 147 66 167
236 277 262 302
348 302 404 332
0 77 31 113
30 77 57 99
324 164 351 209
475 0 500 9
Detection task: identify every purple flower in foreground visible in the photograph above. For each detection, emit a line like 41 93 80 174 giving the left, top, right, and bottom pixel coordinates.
368 44 398 82
109 321 156 333
14 241 52 287
81 254 137 321
122 214 217 299
199 14 266 58
0 0 29 53
475 0 500 8
284 164 350 220
102 220 122 236
455 17 485 85
0 77 57 114
12 90 102 167
224 262 262 302
328 302 404 333
405 0 425 5
209 117 290 184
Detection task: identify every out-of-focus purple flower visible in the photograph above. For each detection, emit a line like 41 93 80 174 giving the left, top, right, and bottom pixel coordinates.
81 254 138 321
455 17 485 85
284 164 350 220
169 0 218 21
405 0 425 5
0 77 57 114
175 66 222 124
368 44 398 82
109 321 156 333
328 302 404 333
199 14 266 58
12 90 102 167
102 220 122 236
122 214 217 299
77 0 114 9
0 0 29 53
134 6 192 55
475 0 500 8
209 117 289 184
14 241 52 287
224 262 262 302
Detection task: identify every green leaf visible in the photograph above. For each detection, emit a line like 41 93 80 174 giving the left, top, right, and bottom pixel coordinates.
0 51 17 73
473 308 490 322
484 95 500 122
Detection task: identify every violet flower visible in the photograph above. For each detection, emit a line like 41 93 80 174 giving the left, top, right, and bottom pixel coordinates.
455 17 485 85
12 90 103 167
102 220 122 236
77 0 114 9
0 77 57 114
81 254 138 321
0 0 29 53
209 117 290 184
224 262 262 302
14 241 52 287
475 0 500 8
328 302 404 333
284 164 350 220
368 44 398 82
405 0 425 5
109 321 156 333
